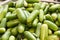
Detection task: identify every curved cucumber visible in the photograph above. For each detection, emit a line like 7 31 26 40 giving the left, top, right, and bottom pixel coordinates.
44 20 58 31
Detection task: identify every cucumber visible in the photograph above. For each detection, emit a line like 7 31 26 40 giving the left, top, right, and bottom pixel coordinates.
40 24 48 40
45 14 53 22
44 5 49 14
39 9 44 22
1 29 11 40
8 8 15 12
48 35 59 40
44 20 58 31
24 31 36 40
29 28 35 33
57 13 60 23
26 7 33 12
51 13 57 21
54 31 60 37
0 28 6 34
16 0 24 8
35 22 41 37
9 35 15 40
27 3 33 7
18 24 25 33
24 10 30 18
11 27 17 36
7 19 19 27
24 0 28 7
40 2 47 10
16 8 27 23
0 18 7 28
55 21 60 26
33 3 41 10
32 18 38 27
48 29 52 35
27 10 39 24
49 4 60 12
6 13 17 21
0 5 8 22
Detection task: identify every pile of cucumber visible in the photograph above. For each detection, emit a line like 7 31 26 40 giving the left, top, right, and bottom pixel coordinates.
0 0 60 40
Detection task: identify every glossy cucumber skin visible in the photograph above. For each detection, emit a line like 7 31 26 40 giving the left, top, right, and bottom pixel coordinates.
6 14 17 21
26 7 33 12
23 10 30 18
40 24 48 40
18 24 25 33
33 3 41 10
8 8 15 12
16 0 24 8
39 9 44 22
7 19 19 27
35 22 41 37
44 20 58 31
24 31 36 40
1 29 11 40
49 4 60 12
9 35 15 40
45 14 53 22
32 18 38 27
11 27 17 36
0 5 8 22
48 35 59 40
40 2 47 10
27 10 39 24
54 31 60 37
44 5 49 14
0 28 6 34
0 18 7 28
0 18 6 34
16 8 26 23
51 13 57 21
48 29 52 35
